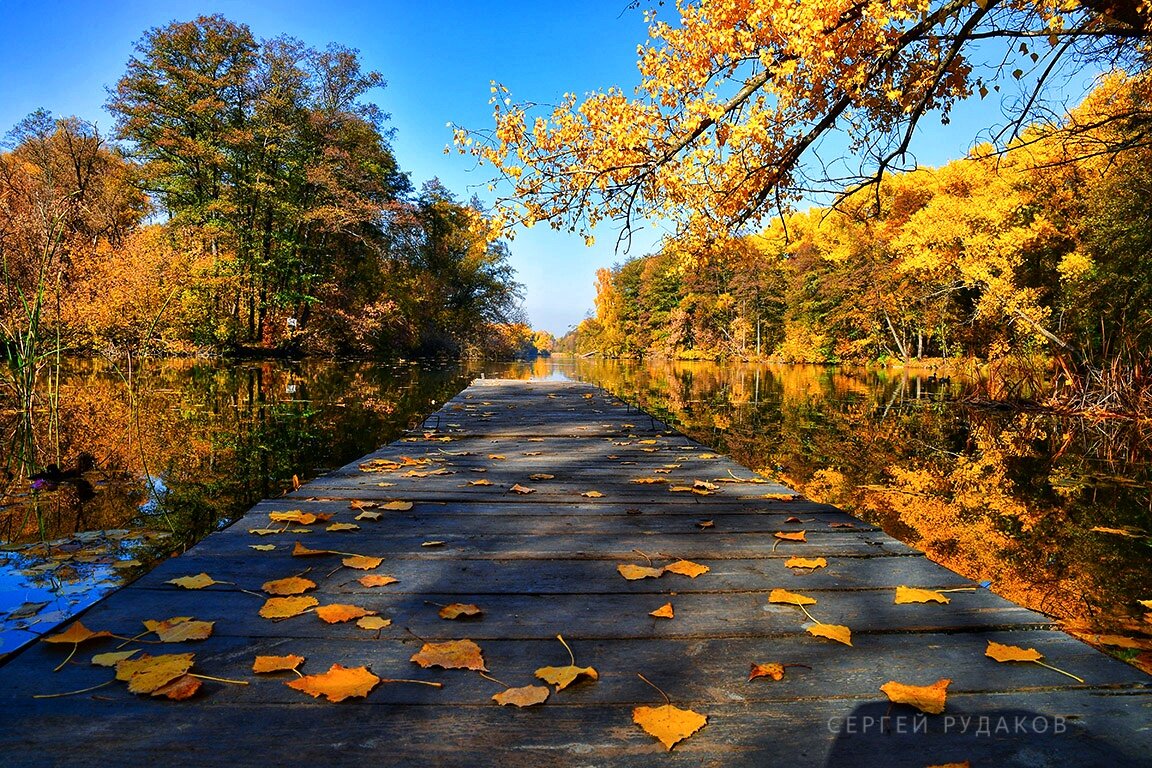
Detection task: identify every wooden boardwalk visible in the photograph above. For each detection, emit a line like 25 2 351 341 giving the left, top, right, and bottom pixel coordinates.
0 378 1148 766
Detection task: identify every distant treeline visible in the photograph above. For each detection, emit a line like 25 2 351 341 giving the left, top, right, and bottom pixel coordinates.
562 72 1152 377
0 15 551 358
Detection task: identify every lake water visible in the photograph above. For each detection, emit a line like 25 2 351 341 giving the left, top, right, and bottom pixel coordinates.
2 357 1149 665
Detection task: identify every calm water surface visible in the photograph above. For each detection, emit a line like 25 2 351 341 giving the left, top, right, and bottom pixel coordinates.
2 357 1149 665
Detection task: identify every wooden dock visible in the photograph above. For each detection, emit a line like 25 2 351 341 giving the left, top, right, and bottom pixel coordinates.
0 378 1148 766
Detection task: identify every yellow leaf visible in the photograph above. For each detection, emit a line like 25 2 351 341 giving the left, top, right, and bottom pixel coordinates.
774 530 807 542
895 586 951 604
248 528 281 536
253 654 305 673
143 617 214 642
1138 599 1152 610
785 557 827 570
411 639 487 671
262 576 317 595
316 604 376 624
421 541 445 548
92 650 139 667
166 573 221 590
250 544 276 551
535 664 598 691
650 602 674 618
439 603 483 619
663 559 709 578
42 621 112 645
528 473 554 481
492 684 550 707
748 662 785 681
286 663 380 702
509 484 535 494
355 510 383 521
807 623 852 646
880 678 950 714
633 704 707 750
381 501 414 511
769 588 816 606
326 523 360 532
115 652 195 694
356 616 392 630
259 596 318 619
468 479 494 486
269 510 324 525
581 491 604 498
631 477 666 484
618 563 665 580
762 493 797 501
488 454 506 460
985 640 1044 662
358 574 399 588
342 555 384 570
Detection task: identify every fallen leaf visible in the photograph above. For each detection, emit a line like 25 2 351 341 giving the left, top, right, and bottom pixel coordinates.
316 604 376 624
253 654 305 673
618 563 665 580
1090 526 1144 537
355 511 383 522
115 652 195 694
829 522 856 529
287 664 380 702
326 523 360 532
349 500 378 510
166 573 221 590
785 557 828 570
113 559 142 569
358 574 399 588
581 491 604 498
633 704 707 751
411 639 487 671
439 603 483 620
92 650 139 667
895 586 951 604
762 493 797 501
925 762 970 768
748 662 785 681
488 454 506 460
880 678 950 714
769 588 816 606
535 664 598 691
43 621 112 645
270 511 322 525
650 603 674 619
151 674 202 700
696 520 714 529
509 484 535 494
356 616 392 630
985 641 1043 662
143 617 215 642
381 501 414 511
774 531 807 542
259 596 319 619
528 474 554 481
292 541 331 557
249 528 281 536
468 479 494 486
421 541 445 548
807 623 852 646
342 555 384 570
492 684 550 707
663 559 710 578
249 544 277 551
1139 599 1152 610
262 576 317 595
1088 634 1152 650
631 477 666 484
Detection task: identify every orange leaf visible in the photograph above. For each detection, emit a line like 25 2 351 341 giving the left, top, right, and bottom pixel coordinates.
581 491 604 498
880 678 950 714
151 674 202 700
492 684 550 707
774 530 807 542
342 555 383 570
358 574 399 588
259 596 318 619
292 541 331 557
509 484 536 494
411 639 487 671
807 623 852 646
895 586 951 604
286 663 380 702
985 641 1043 662
633 704 707 750
618 563 665 580
43 621 112 645
785 557 827 570
535 664 598 691
253 654 305 673
749 662 785 681
262 576 317 595
143 617 214 642
356 616 392 630
439 603 483 619
316 604 376 624
663 559 710 578
650 602 674 619
115 652 195 694
769 588 816 606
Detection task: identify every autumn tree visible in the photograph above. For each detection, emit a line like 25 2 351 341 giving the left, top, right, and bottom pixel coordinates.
461 0 1152 241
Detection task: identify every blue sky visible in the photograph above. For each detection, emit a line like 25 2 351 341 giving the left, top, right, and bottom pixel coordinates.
0 0 1016 335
